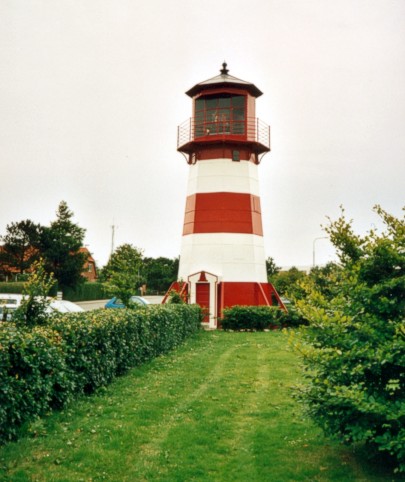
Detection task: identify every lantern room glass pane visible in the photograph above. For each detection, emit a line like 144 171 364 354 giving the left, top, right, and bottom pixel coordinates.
195 98 204 111
218 97 231 107
195 111 204 137
206 98 217 110
232 96 244 107
193 94 246 138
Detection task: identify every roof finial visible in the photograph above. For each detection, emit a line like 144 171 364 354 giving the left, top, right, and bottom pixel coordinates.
220 61 229 75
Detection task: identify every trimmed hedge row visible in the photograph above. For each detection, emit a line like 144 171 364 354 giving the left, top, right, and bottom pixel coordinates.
0 304 202 443
0 281 106 302
220 305 306 331
61 282 106 302
0 282 25 294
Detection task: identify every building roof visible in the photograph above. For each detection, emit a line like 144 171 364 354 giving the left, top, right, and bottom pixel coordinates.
79 246 95 264
186 62 263 98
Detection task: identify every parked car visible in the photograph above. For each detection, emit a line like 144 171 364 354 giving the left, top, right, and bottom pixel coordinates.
0 294 84 320
105 296 150 309
0 294 24 321
47 299 84 313
280 297 292 307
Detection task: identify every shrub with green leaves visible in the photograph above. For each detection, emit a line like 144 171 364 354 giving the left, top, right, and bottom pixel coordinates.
0 324 72 441
0 304 202 444
12 259 56 328
220 305 286 331
282 303 308 327
293 205 405 473
166 290 185 304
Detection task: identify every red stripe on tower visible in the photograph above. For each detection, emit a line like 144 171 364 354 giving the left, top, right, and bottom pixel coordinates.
183 192 263 235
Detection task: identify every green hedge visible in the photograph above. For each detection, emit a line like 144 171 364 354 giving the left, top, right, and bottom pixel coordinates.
220 305 284 331
220 305 306 331
0 282 106 302
0 282 25 294
61 282 106 302
0 304 202 443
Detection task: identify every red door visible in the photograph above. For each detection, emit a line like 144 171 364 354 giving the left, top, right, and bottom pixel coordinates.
196 283 210 323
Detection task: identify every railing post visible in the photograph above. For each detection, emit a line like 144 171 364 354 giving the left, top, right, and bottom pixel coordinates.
268 125 271 150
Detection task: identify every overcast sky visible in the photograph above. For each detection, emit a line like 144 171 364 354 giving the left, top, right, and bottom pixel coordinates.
1 0 404 269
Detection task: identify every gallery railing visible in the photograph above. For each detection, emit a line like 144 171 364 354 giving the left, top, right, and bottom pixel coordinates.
177 117 270 151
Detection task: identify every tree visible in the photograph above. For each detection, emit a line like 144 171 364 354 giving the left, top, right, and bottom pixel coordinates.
39 201 86 291
266 256 281 279
272 266 307 299
293 205 405 473
306 262 343 301
0 220 42 278
101 244 145 307
143 256 179 293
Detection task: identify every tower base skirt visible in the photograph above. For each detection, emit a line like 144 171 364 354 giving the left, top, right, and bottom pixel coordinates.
218 281 277 312
163 277 284 329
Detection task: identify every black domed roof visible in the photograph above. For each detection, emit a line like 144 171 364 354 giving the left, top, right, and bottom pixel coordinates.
186 62 263 98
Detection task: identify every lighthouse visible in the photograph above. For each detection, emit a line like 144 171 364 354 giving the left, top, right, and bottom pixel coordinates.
166 63 283 328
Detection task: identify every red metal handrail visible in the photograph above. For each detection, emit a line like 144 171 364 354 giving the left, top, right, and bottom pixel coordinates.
177 117 270 151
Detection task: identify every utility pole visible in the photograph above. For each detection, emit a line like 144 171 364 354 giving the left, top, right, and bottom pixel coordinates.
312 236 328 267
110 222 117 257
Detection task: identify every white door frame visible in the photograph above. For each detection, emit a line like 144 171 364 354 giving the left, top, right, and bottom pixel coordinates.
188 271 219 329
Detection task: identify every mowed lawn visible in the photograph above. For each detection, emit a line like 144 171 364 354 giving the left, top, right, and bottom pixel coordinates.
0 331 398 481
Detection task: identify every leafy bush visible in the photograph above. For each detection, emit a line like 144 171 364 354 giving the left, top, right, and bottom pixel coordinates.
220 305 286 331
166 290 185 304
0 304 202 444
13 259 56 328
0 324 73 441
282 303 308 327
293 206 405 473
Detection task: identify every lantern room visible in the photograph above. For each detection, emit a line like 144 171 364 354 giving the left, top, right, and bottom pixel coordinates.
177 62 270 164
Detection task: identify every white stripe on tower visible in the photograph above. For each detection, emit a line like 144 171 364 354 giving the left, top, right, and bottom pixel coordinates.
186 159 260 196
178 158 267 283
178 233 267 282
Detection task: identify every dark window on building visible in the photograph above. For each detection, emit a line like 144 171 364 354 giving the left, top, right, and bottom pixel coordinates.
194 94 246 137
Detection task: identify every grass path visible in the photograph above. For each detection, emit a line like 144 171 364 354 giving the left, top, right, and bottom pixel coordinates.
0 331 399 481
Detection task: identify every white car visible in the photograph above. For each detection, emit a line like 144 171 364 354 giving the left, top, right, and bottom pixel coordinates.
47 299 84 313
0 294 84 320
0 294 24 321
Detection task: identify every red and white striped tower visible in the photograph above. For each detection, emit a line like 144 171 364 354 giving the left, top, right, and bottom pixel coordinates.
169 63 282 328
